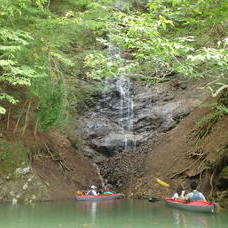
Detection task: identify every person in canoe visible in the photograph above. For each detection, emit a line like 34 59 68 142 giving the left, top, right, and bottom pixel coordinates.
102 185 113 194
172 184 185 201
86 185 99 196
185 181 206 202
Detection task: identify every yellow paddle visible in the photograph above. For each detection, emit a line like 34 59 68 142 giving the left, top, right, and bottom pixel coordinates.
148 178 170 203
156 178 170 188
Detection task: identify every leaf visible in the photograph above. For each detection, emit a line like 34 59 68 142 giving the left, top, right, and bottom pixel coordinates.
162 23 167 30
0 93 19 104
0 59 15 66
0 106 6 114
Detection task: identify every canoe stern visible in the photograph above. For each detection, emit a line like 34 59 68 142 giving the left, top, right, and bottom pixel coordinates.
165 197 216 213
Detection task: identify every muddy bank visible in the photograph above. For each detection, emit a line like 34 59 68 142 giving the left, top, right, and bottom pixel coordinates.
0 129 100 204
127 99 228 207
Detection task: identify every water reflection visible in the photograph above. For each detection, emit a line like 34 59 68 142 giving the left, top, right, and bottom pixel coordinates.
78 200 121 226
171 208 215 228
0 200 227 228
91 202 97 224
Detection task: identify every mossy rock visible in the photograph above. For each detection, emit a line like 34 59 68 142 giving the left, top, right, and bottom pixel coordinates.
0 141 28 176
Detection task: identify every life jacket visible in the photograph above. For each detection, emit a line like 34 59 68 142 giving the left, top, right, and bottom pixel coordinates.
86 190 95 195
189 191 203 201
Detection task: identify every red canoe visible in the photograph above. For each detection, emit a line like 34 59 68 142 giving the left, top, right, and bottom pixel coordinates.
165 197 217 213
75 193 124 201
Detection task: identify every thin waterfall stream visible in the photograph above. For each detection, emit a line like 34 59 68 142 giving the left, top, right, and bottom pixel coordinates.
116 75 135 151
79 42 138 188
107 43 136 152
93 163 106 188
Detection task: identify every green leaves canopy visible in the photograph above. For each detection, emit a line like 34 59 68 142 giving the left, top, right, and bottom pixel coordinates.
85 0 228 96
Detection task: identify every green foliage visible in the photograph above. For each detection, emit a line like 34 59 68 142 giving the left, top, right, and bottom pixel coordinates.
0 28 48 113
0 0 48 24
193 96 227 139
219 166 228 179
84 0 228 96
0 0 227 127
0 0 49 113
50 0 91 14
216 89 228 114
34 77 67 131
217 105 228 114
0 141 28 175
0 0 106 129
85 52 123 80
67 80 101 114
193 110 223 140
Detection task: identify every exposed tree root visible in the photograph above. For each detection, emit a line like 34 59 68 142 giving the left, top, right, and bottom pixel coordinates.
44 143 72 172
170 152 207 179
6 108 11 130
22 100 31 136
13 101 28 134
209 170 215 198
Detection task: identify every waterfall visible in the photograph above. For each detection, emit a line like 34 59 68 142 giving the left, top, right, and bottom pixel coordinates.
108 43 136 152
116 76 135 151
93 163 106 187
81 42 137 156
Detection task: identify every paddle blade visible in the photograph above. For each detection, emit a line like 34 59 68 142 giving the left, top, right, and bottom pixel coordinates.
156 178 170 187
148 197 161 203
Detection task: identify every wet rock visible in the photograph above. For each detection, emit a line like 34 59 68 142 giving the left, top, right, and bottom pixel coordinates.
91 133 129 155
78 75 209 191
79 78 206 158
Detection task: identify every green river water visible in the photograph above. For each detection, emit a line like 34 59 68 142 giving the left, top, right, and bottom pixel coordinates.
0 200 227 228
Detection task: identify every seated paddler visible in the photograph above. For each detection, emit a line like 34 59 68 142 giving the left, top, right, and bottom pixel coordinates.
172 184 185 201
102 185 113 194
185 181 206 202
86 185 98 196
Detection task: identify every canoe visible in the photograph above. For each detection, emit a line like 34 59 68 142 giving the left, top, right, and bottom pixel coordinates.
165 197 217 213
75 193 124 201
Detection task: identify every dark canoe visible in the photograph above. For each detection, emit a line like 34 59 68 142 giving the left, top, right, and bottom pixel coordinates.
165 197 217 213
75 193 124 201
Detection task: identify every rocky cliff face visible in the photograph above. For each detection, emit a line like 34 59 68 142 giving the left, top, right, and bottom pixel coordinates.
79 76 208 187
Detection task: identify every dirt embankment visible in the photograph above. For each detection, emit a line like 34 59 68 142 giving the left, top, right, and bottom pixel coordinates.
129 98 228 206
0 114 100 202
31 130 100 200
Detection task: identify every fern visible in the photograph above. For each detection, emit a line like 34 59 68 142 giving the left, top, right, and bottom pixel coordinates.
0 93 19 114
0 27 47 113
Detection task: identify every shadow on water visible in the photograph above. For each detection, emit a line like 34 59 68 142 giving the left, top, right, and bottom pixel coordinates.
0 200 227 228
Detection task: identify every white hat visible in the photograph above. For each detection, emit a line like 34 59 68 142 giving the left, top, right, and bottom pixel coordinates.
91 185 97 189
